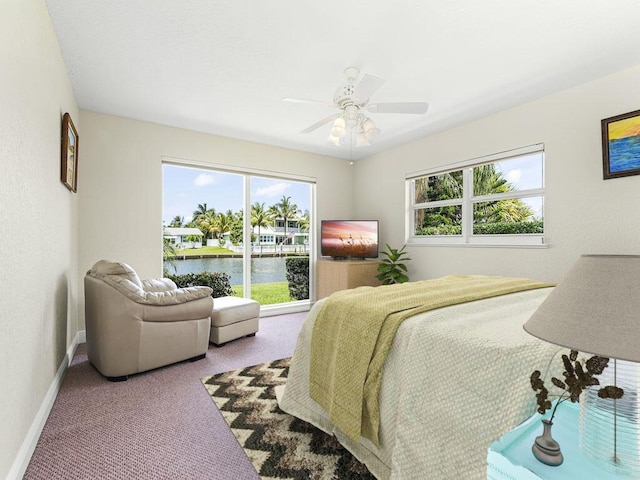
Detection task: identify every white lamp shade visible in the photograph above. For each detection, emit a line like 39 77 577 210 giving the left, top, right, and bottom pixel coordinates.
356 132 370 147
356 122 369 147
523 255 640 362
327 134 343 146
363 117 380 139
330 117 345 137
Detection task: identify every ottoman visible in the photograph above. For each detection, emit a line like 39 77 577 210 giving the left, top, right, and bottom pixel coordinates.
210 296 260 346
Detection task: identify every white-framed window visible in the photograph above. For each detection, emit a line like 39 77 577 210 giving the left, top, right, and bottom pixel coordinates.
406 144 545 247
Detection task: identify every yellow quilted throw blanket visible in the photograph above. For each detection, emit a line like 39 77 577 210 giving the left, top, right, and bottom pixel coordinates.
309 275 553 446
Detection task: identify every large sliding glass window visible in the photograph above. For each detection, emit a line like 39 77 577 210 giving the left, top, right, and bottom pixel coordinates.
162 160 314 311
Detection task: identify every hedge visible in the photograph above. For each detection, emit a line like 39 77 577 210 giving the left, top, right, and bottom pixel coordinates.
285 256 309 301
165 272 234 298
473 220 543 235
417 220 543 236
417 225 462 235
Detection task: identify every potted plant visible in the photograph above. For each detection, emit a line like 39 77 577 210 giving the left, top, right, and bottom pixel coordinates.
376 244 411 285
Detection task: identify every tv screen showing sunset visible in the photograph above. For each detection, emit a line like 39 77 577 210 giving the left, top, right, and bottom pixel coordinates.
321 220 378 258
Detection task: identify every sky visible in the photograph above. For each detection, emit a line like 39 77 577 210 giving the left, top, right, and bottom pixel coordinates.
495 152 544 219
162 164 312 225
495 152 543 191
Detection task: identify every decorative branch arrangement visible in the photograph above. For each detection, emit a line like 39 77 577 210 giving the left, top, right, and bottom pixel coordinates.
530 350 624 423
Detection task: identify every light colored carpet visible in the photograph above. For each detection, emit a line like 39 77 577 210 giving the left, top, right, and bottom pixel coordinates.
24 312 307 480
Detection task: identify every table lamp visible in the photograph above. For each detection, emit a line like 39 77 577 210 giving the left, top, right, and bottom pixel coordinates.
523 254 640 477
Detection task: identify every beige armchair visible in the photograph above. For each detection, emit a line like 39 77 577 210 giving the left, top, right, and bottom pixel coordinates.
84 260 213 381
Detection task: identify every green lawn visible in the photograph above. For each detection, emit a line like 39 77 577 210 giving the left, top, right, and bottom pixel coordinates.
175 246 235 256
231 282 294 305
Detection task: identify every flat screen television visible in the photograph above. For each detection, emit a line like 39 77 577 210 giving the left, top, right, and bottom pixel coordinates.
320 220 379 259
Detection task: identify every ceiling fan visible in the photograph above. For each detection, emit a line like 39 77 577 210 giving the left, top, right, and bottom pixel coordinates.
282 66 429 147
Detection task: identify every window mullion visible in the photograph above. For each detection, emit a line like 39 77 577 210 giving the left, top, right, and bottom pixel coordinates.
243 176 251 299
462 167 473 242
413 198 463 209
471 188 545 203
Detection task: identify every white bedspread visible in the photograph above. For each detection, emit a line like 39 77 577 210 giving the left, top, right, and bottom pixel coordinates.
277 287 563 480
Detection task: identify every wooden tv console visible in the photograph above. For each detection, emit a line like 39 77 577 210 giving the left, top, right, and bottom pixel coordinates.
316 258 382 299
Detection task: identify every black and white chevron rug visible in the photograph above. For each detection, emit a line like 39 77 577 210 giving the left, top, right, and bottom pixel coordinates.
201 358 375 480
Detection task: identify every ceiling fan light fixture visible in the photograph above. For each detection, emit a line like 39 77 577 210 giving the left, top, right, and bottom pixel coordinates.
366 128 380 140
327 133 343 146
285 67 428 150
362 117 380 142
356 132 370 147
330 116 346 137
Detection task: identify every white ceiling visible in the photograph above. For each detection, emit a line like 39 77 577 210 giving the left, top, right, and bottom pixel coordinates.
45 0 640 160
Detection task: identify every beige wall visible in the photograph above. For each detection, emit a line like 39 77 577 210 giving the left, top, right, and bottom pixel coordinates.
354 65 640 282
0 0 79 477
78 111 354 325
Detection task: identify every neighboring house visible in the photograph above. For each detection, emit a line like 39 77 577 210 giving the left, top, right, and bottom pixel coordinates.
258 217 308 248
222 218 309 252
220 217 309 252
272 217 308 246
163 227 204 249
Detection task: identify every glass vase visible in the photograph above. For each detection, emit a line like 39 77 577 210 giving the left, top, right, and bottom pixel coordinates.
580 359 640 477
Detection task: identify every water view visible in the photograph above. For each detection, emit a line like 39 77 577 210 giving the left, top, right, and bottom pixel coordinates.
168 256 290 286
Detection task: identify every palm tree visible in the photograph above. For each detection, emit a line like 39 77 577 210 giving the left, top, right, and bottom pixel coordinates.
162 238 178 275
414 172 463 233
216 211 233 242
271 195 300 246
296 212 311 253
192 203 210 223
229 210 244 246
297 212 310 232
168 215 184 228
251 202 272 253
198 210 219 240
416 166 533 232
472 164 532 224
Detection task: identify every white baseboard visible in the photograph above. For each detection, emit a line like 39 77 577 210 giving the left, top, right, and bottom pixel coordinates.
6 330 84 480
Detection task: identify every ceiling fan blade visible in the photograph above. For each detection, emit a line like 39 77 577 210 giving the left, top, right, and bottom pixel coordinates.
367 102 429 114
300 113 341 134
282 97 330 106
352 73 385 104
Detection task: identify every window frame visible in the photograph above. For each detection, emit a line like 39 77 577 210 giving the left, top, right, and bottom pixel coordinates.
405 144 546 248
162 155 317 314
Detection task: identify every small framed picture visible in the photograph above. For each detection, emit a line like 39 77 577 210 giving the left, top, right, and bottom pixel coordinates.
61 112 78 192
602 109 640 180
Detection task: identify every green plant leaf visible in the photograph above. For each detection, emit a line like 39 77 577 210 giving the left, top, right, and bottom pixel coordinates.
376 244 411 285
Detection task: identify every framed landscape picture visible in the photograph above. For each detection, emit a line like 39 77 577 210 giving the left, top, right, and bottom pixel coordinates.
61 112 78 192
602 109 640 180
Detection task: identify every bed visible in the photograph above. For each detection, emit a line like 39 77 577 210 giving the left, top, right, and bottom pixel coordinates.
277 276 563 480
